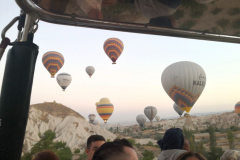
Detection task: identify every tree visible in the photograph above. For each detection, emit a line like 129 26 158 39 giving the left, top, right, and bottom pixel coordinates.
74 148 80 154
183 127 196 151
109 127 113 132
21 130 73 160
135 143 141 148
154 133 162 140
207 126 224 160
42 129 56 140
140 150 154 160
126 138 135 146
209 126 216 147
78 152 87 160
230 126 240 132
195 141 208 158
145 141 153 146
227 130 234 149
55 145 72 160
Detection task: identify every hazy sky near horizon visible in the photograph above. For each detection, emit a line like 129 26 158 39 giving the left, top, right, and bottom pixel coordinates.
1 1 240 123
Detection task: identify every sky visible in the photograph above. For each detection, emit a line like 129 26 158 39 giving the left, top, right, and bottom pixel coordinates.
1 1 240 124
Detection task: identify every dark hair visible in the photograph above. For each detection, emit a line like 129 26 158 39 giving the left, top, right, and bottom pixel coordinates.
157 128 184 150
149 16 173 28
92 138 133 160
32 150 59 160
176 151 207 160
87 135 106 149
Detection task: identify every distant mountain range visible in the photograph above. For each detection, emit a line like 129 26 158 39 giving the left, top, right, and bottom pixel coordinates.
108 110 234 126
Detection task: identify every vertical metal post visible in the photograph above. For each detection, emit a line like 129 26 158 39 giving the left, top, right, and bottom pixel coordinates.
0 13 39 160
21 13 35 42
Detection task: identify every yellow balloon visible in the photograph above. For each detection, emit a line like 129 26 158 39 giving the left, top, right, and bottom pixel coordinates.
96 98 114 123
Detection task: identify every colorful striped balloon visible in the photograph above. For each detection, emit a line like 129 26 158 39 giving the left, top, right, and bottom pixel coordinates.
235 102 240 117
42 51 64 78
103 38 124 64
88 114 96 123
96 98 114 123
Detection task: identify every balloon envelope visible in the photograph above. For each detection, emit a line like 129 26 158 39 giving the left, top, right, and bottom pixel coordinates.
235 102 240 117
103 38 124 64
42 51 64 78
88 114 96 123
56 73 72 91
96 98 114 123
173 103 184 116
93 120 99 125
136 114 147 127
144 106 157 122
155 115 160 121
86 66 95 77
161 61 206 113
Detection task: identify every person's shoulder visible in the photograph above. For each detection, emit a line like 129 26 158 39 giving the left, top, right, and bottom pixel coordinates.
158 150 187 160
170 150 187 160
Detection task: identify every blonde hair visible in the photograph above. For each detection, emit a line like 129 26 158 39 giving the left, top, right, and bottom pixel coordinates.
220 150 240 160
176 151 207 160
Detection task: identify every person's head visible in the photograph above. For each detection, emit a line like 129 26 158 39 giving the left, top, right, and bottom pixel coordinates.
102 0 117 7
32 150 59 160
176 152 207 160
149 16 173 28
157 128 190 151
86 135 106 160
220 150 240 160
92 138 138 160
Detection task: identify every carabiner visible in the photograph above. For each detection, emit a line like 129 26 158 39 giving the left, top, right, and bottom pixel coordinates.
1 16 20 40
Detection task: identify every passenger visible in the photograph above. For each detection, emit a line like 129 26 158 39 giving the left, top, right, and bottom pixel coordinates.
31 150 59 160
92 138 138 160
86 135 106 160
176 151 207 160
220 150 240 160
196 0 214 4
157 128 190 160
76 0 117 19
33 0 117 19
118 0 181 28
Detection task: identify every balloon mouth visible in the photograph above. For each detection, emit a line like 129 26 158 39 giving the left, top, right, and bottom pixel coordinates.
89 75 92 78
184 107 191 113
62 89 65 91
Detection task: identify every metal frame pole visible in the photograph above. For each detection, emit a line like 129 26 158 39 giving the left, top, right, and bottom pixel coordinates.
21 13 36 41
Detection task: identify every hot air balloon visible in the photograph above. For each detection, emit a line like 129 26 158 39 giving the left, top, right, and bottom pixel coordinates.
96 98 114 123
103 38 124 64
42 51 64 78
144 106 157 123
173 103 184 117
88 114 96 123
235 102 240 117
161 61 206 113
136 115 147 127
93 120 99 125
56 73 72 91
86 66 95 78
155 115 160 122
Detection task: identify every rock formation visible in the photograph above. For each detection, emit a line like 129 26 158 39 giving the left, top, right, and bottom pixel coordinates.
23 102 116 153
